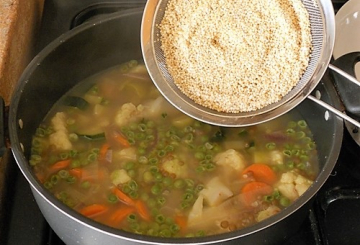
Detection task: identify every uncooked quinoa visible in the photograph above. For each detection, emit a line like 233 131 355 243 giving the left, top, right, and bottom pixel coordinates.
159 0 312 113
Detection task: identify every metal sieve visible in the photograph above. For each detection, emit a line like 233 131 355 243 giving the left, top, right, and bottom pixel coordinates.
141 0 359 127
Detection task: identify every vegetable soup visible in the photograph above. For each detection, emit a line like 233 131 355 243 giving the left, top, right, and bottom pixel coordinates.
30 60 319 237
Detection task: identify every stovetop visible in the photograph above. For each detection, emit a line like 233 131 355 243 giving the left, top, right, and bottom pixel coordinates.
1 0 359 244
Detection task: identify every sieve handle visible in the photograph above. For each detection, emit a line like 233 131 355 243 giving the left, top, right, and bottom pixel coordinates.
307 95 360 129
328 52 360 117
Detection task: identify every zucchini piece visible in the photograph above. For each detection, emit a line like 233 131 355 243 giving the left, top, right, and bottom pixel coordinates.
63 96 89 110
77 132 106 141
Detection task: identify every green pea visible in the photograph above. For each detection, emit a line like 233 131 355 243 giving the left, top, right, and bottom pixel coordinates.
70 160 80 168
128 180 138 191
128 169 136 178
138 156 148 164
87 152 97 162
138 123 147 132
288 121 297 128
35 127 46 137
157 150 166 158
283 149 292 157
143 171 153 183
129 191 139 199
58 170 69 179
165 145 174 152
280 197 291 207
149 158 158 165
159 229 172 237
44 181 53 189
195 152 205 160
151 184 162 195
60 152 69 160
125 161 135 170
295 131 306 139
162 177 173 187
174 179 185 189
147 198 157 208
154 172 163 182
286 128 296 136
156 196 166 206
266 142 276 150
108 193 118 203
66 175 76 184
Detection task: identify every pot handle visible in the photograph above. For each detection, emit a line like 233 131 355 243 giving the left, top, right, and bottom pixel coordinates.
0 96 5 157
328 52 360 118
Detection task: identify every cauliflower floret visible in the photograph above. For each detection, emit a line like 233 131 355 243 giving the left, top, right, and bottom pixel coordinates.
114 103 144 127
200 177 233 207
110 169 131 186
256 205 281 222
113 147 137 162
161 156 188 178
213 149 246 172
277 171 313 201
270 150 283 165
48 112 72 150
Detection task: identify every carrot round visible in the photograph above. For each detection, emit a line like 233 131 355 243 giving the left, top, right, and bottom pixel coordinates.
135 200 151 221
112 187 136 206
241 181 273 206
69 168 83 179
50 159 71 172
80 204 109 217
242 163 277 184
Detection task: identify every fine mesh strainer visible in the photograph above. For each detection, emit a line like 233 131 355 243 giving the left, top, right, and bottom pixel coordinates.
141 0 359 127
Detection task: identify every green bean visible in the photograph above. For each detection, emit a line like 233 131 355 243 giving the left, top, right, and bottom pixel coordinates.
156 196 166 206
44 181 53 189
149 157 158 165
58 170 69 179
300 154 309 161
297 120 307 129
66 175 76 184
306 142 316 150
183 192 194 202
87 152 97 162
138 123 147 132
165 145 174 152
129 190 139 199
286 128 296 136
35 127 46 137
184 133 194 144
60 152 69 160
69 150 78 158
155 214 165 224
128 180 138 191
50 174 60 185
283 149 292 157
157 150 166 158
295 131 306 139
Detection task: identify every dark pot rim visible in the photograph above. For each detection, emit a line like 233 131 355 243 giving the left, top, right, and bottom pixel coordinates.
8 9 344 245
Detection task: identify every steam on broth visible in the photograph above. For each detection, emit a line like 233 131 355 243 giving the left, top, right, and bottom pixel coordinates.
30 60 318 237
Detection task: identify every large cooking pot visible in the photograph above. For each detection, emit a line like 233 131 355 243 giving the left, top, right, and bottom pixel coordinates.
9 9 343 245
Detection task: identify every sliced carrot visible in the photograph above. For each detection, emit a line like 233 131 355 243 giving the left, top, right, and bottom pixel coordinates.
113 132 130 148
241 181 273 206
242 163 277 185
135 200 151 221
49 159 71 172
79 204 109 217
35 173 45 183
112 187 136 206
69 168 83 179
174 214 187 232
99 143 111 161
109 206 136 225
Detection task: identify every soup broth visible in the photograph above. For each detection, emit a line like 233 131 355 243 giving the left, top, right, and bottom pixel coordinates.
30 60 319 237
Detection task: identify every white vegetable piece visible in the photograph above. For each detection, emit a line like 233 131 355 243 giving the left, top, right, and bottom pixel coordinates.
188 195 204 223
111 169 131 186
48 112 72 150
256 205 281 222
277 171 313 201
114 103 144 127
200 176 233 207
213 149 246 172
113 147 137 162
161 157 188 178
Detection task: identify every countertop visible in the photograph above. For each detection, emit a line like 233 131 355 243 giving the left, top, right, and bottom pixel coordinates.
0 0 44 105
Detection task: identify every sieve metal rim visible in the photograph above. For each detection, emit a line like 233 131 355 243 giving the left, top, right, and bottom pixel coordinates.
141 0 336 127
